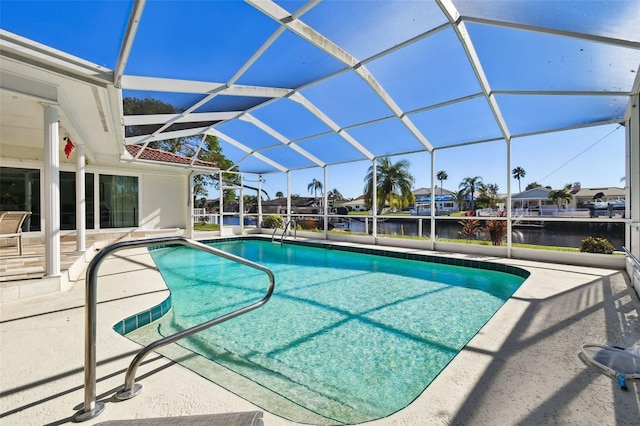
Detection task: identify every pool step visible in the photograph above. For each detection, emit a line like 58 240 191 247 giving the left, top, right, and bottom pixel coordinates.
94 411 263 425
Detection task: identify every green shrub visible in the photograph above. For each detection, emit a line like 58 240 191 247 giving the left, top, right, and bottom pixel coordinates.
262 215 284 229
483 219 507 246
580 237 615 254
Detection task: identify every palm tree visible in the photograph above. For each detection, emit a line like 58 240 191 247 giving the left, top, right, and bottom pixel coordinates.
364 157 415 215
307 178 323 198
548 188 572 208
436 170 448 196
459 176 483 211
454 189 466 212
485 183 501 208
512 166 526 193
525 182 542 191
327 188 343 200
275 191 284 198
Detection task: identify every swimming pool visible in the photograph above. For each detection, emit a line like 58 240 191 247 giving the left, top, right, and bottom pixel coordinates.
124 238 527 425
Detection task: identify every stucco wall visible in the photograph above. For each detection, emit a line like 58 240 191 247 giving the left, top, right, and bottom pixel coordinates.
140 173 187 230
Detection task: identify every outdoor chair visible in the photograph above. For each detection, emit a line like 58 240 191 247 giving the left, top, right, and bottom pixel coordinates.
0 211 30 256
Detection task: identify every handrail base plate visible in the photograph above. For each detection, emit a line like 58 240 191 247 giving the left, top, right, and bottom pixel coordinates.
115 383 143 400
73 401 105 422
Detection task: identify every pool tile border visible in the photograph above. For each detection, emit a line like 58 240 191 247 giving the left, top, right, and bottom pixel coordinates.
113 294 172 335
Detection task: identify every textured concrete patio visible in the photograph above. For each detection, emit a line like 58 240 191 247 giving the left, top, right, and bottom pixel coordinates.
1 238 639 425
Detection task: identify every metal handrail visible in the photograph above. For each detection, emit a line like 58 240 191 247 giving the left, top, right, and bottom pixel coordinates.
74 236 275 422
280 219 296 245
270 219 296 245
622 246 640 269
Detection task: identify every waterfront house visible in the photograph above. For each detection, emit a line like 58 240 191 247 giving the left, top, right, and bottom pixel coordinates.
572 187 626 208
509 187 555 215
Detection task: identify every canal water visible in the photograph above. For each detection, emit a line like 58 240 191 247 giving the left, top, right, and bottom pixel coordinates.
222 215 624 250
341 218 624 250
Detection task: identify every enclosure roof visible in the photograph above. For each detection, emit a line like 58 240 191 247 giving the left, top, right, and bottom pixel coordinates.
1 0 639 175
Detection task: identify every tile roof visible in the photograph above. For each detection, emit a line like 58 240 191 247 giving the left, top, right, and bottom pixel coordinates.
125 145 218 169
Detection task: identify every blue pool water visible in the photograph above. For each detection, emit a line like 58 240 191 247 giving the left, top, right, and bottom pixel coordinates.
140 239 525 424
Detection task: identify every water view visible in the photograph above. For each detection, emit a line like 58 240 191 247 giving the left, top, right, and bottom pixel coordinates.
214 214 624 250
345 218 625 250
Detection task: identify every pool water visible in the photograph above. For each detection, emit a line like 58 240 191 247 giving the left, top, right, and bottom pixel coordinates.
136 240 525 425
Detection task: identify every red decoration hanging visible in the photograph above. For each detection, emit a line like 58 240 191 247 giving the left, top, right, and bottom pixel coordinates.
64 137 74 159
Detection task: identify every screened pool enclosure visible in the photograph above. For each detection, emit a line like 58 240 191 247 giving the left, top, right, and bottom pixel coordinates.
0 1 639 275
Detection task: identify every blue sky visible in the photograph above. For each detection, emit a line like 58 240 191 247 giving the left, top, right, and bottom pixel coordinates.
0 1 632 201
256 123 625 200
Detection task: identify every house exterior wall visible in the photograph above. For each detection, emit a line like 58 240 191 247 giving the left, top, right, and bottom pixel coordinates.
1 156 190 233
139 172 187 229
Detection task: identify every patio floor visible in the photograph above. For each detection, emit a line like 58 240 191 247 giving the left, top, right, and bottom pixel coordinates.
1 237 639 425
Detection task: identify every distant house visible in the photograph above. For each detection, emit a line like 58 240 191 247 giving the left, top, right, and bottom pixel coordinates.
254 197 322 215
572 187 625 208
510 187 555 212
412 187 462 213
336 196 367 212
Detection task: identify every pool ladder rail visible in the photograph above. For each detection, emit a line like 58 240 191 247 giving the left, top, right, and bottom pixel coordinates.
271 219 296 246
73 236 276 422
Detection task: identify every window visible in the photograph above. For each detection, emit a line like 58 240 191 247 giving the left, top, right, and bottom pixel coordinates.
0 167 40 231
60 171 94 230
99 175 138 228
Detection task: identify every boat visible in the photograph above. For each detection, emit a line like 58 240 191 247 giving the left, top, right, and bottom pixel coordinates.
410 202 455 216
587 199 625 218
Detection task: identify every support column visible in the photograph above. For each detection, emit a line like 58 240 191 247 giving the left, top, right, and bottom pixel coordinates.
186 173 194 239
323 166 328 239
75 144 86 252
372 159 377 241
219 171 224 232
239 174 244 234
506 139 513 257
430 151 436 250
94 174 100 231
258 175 263 229
628 95 640 258
43 104 60 277
286 172 291 226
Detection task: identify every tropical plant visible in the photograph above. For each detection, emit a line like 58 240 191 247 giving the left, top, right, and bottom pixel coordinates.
436 170 448 195
308 178 323 197
458 218 480 242
525 182 542 190
459 176 483 212
327 188 343 200
476 183 502 209
454 189 466 211
262 215 284 229
223 187 238 205
512 166 526 192
275 191 284 198
484 219 508 246
243 195 258 212
580 237 615 254
548 188 572 208
364 157 415 214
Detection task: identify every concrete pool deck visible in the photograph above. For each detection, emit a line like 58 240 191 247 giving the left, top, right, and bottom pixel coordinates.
1 238 639 425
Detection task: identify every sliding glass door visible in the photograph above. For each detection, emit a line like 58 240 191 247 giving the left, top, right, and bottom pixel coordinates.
99 174 138 228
